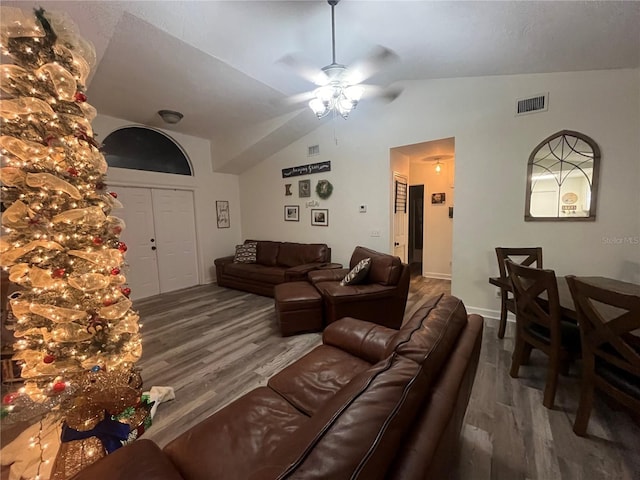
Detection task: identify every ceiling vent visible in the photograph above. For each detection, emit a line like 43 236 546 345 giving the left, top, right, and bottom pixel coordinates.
308 144 320 156
516 93 548 116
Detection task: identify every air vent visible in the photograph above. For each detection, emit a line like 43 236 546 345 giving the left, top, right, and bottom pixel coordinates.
516 93 548 116
308 144 320 156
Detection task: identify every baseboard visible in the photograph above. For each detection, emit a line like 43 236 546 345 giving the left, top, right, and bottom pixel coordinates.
465 306 515 323
422 272 452 281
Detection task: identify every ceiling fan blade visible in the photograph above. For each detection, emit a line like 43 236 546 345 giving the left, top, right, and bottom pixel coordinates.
347 45 399 84
277 54 329 86
282 90 317 106
360 84 404 103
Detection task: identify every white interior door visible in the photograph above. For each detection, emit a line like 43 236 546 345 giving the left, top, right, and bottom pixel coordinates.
114 186 160 299
152 189 199 293
393 173 408 262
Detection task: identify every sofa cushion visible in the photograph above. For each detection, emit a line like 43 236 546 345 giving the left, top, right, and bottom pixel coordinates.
163 387 308 480
224 263 287 284
268 344 372 416
277 242 329 267
340 257 371 286
253 240 280 266
350 246 402 286
234 242 257 263
260 354 435 479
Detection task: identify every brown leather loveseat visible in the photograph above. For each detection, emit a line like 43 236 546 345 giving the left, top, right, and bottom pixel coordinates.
72 293 483 480
214 240 332 297
308 246 410 329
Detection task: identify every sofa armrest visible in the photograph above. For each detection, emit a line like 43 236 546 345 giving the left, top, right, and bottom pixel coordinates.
214 255 235 267
308 268 349 284
323 317 397 363
316 282 396 302
284 263 327 281
70 439 183 480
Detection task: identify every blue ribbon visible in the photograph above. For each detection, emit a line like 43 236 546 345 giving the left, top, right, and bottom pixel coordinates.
61 413 130 454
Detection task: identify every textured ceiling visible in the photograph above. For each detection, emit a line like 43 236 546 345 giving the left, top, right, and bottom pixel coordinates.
4 1 640 173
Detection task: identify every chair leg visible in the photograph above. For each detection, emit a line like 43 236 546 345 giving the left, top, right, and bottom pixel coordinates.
573 372 595 436
543 352 560 409
509 334 526 378
498 293 508 339
521 344 533 365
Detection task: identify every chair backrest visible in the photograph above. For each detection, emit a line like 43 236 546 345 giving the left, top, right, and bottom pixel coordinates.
566 276 640 375
505 260 561 341
496 247 543 279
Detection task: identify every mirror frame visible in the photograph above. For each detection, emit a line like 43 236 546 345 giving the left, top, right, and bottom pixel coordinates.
524 130 600 222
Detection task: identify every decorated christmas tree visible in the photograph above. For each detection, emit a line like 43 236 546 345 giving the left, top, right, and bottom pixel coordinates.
1 7 143 478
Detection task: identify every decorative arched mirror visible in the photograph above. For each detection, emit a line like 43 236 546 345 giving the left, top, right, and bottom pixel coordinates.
525 130 600 221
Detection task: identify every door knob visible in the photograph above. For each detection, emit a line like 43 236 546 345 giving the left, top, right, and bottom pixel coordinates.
150 238 155 242
151 246 157 251
394 242 399 246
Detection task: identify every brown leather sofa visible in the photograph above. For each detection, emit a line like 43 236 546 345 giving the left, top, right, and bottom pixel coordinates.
72 293 483 480
308 246 410 329
214 240 332 297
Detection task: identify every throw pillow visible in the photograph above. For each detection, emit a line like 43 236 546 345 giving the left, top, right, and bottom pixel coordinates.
340 257 371 286
234 242 257 263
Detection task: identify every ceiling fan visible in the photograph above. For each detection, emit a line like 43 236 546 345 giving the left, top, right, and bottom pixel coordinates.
281 0 401 119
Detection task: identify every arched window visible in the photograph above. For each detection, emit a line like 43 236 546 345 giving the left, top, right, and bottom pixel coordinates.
102 126 192 176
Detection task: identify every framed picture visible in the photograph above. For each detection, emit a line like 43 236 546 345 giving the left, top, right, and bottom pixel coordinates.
311 209 329 226
431 192 446 204
298 179 311 198
216 200 230 228
284 205 299 222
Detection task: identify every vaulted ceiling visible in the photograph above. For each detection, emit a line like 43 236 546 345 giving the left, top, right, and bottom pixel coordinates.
5 1 640 173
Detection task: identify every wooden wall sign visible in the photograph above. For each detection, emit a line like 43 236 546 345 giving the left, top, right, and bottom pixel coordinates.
282 161 331 178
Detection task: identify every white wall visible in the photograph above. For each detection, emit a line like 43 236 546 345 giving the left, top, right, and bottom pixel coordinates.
92 114 242 284
240 68 640 318
410 159 455 279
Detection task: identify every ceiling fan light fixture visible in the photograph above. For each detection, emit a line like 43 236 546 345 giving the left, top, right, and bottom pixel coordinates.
309 98 329 118
157 109 184 124
308 0 364 120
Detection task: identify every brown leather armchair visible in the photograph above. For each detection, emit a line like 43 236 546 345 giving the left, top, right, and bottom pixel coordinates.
308 246 410 329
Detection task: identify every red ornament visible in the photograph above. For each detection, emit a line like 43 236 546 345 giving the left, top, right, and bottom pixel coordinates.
52 268 66 278
112 226 122 235
2 393 19 404
118 242 128 253
43 354 55 364
103 299 114 307
74 91 87 102
52 382 66 393
66 167 79 177
93 237 103 245
109 191 118 199
121 287 131 297
110 267 121 276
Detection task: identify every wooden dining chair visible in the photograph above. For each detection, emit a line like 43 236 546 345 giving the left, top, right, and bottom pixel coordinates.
495 247 543 339
506 260 581 409
565 275 640 436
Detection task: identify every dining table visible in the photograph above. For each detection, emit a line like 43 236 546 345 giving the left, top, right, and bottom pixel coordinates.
488 274 640 322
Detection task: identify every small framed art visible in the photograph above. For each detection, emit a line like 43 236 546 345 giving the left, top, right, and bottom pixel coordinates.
299 179 311 198
311 209 328 226
284 205 299 222
431 192 446 204
216 200 230 228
